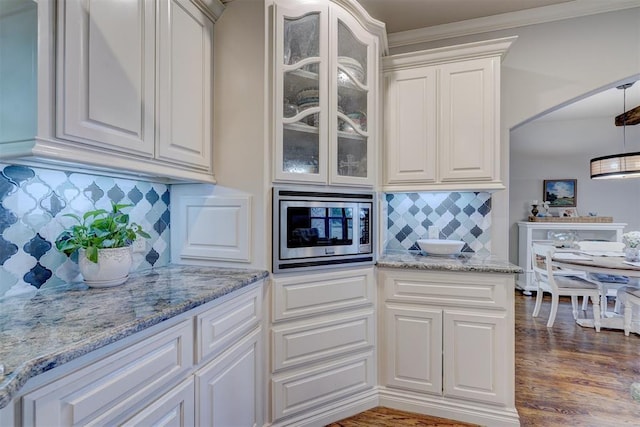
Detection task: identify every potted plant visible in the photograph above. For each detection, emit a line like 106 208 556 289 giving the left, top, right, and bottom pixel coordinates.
55 202 151 287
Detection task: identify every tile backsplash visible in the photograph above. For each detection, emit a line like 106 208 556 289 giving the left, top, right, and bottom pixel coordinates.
0 163 170 298
385 192 491 255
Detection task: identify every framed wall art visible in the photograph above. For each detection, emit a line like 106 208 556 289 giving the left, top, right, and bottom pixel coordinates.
543 179 577 207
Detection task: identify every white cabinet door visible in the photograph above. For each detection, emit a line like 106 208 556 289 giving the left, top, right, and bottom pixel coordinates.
383 304 442 395
57 0 155 156
157 0 213 170
443 309 509 405
196 327 263 427
328 3 378 187
438 57 497 182
274 1 329 184
121 378 195 427
384 66 436 184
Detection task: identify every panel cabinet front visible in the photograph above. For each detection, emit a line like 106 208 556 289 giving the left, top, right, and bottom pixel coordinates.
57 0 155 156
443 309 509 405
156 0 213 170
438 58 496 183
383 304 442 395
121 378 195 427
196 327 263 427
383 66 436 184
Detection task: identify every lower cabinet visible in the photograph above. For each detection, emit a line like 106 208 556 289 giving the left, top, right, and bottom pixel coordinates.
21 319 195 426
197 327 262 427
378 269 519 427
121 378 195 427
270 267 377 426
13 281 265 427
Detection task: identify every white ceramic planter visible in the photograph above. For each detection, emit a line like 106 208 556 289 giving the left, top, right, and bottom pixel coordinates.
79 246 133 288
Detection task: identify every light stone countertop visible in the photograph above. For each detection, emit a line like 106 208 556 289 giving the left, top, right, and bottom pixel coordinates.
377 250 522 274
0 265 269 409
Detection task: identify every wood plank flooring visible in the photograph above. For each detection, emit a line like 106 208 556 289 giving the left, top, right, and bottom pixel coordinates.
329 292 640 426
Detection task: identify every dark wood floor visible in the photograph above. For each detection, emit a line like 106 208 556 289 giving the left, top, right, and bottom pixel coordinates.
329 292 640 426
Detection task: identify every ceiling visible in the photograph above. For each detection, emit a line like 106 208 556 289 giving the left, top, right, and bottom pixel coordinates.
356 0 640 123
357 0 572 33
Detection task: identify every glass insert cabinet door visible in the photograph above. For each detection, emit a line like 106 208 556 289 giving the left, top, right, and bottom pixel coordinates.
273 1 377 186
274 3 329 183
330 4 376 184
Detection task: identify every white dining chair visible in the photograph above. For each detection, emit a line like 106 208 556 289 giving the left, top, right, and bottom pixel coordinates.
619 286 640 336
531 243 601 331
576 240 628 314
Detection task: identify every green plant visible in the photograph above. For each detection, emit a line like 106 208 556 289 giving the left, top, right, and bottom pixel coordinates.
55 202 151 263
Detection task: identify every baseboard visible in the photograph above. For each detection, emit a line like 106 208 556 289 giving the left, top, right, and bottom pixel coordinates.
268 388 378 427
378 387 520 427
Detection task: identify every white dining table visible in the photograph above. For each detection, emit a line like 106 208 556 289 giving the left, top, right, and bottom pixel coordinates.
552 251 640 330
552 253 640 330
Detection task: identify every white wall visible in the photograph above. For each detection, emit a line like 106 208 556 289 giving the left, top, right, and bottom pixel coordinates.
390 7 640 260
171 0 271 271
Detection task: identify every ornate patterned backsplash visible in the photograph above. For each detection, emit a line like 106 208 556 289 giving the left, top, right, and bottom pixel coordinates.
385 192 492 255
0 164 170 298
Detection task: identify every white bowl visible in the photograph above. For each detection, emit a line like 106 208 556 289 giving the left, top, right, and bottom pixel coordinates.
417 239 465 255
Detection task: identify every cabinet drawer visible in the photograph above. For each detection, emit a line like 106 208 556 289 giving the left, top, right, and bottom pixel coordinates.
273 268 374 321
272 351 375 421
381 269 510 309
22 319 193 427
272 309 374 372
197 284 262 363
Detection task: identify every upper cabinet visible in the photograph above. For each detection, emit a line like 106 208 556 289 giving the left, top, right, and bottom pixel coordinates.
273 0 385 187
0 0 222 183
382 37 516 192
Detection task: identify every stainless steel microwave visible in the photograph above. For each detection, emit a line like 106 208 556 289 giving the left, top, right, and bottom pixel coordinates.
272 187 374 273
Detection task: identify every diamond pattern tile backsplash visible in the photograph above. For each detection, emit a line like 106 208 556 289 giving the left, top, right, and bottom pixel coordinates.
385 192 492 255
0 163 170 298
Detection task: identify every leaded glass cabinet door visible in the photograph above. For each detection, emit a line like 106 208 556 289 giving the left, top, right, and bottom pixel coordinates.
329 4 377 186
274 2 328 183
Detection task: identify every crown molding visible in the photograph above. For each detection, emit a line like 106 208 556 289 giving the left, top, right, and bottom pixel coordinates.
382 36 517 71
388 0 640 49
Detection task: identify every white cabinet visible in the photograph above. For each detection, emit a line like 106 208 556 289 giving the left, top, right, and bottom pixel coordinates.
56 0 156 157
121 378 196 427
1 0 221 183
442 309 508 404
384 305 442 394
382 37 515 192
156 0 214 170
196 327 262 427
517 221 626 293
270 267 377 425
273 0 384 186
12 281 265 427
21 319 195 426
378 268 519 427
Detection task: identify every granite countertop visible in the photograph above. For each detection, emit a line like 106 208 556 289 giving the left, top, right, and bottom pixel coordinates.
0 265 269 409
377 250 522 274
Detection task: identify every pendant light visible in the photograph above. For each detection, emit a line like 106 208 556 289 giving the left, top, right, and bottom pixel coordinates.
590 82 640 179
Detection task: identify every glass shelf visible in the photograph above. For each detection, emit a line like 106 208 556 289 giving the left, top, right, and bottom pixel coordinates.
283 122 366 141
